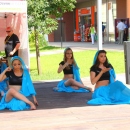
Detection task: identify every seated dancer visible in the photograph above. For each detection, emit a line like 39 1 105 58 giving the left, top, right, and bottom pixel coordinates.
0 56 38 111
54 47 92 92
0 59 8 96
87 50 130 105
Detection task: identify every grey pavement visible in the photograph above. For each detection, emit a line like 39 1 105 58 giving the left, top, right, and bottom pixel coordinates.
48 41 124 51
30 41 124 57
0 41 130 130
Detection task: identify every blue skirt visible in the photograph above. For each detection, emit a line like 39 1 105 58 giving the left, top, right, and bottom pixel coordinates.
53 80 89 93
0 91 30 111
87 80 130 105
0 81 8 93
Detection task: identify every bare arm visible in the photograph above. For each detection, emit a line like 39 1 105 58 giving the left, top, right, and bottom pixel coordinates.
90 71 103 85
57 63 68 73
90 67 111 85
12 43 20 54
0 67 11 82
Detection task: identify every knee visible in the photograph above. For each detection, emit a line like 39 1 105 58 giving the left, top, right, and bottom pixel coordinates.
68 78 75 83
8 88 16 95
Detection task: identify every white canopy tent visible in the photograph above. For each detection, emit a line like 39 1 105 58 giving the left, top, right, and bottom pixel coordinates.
0 0 30 68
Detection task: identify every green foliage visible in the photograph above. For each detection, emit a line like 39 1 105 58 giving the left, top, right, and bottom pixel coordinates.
27 0 77 34
29 32 48 48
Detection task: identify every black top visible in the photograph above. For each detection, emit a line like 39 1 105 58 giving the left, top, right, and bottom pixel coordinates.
90 64 113 82
59 61 73 74
5 70 23 85
5 33 20 57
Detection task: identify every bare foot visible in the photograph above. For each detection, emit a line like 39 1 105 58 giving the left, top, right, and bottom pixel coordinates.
85 86 93 92
72 86 79 90
30 102 36 110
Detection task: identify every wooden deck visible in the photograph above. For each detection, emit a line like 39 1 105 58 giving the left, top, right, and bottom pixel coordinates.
0 79 130 130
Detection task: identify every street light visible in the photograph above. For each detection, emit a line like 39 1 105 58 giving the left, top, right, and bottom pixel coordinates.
57 17 63 48
60 17 63 48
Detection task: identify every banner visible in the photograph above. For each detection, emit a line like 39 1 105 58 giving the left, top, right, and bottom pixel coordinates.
0 1 27 13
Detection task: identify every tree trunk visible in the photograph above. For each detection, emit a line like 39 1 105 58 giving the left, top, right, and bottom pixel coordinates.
34 27 42 75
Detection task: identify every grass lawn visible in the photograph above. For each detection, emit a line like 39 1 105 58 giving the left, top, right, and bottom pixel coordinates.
30 50 125 81
0 46 125 81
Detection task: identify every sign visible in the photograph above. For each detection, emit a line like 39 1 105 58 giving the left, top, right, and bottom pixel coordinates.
0 1 27 12
78 7 91 16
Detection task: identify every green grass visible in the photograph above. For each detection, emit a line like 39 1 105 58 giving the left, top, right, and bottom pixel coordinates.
0 45 125 81
30 50 125 81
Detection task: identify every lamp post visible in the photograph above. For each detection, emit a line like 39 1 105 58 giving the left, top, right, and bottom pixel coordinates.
60 17 63 48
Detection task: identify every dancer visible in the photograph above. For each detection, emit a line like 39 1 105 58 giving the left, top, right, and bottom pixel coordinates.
0 56 38 111
87 50 130 105
54 47 92 92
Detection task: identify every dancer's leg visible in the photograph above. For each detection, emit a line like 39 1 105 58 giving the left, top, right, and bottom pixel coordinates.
64 79 92 91
5 88 36 110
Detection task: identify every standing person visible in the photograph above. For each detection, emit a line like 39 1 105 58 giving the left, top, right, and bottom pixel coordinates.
54 47 92 92
123 20 128 41
116 19 126 44
0 56 38 111
4 27 20 66
89 24 96 45
102 22 106 44
87 50 130 105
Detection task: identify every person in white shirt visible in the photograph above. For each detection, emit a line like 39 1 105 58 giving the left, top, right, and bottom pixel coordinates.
116 19 126 44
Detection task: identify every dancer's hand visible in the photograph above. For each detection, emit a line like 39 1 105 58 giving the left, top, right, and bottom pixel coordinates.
65 62 68 67
5 67 12 72
33 97 38 106
101 67 111 73
9 51 14 56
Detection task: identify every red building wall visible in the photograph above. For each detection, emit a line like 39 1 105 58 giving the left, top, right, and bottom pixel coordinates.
63 12 74 41
48 11 74 42
117 0 126 18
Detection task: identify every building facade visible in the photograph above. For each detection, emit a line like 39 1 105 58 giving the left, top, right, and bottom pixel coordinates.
48 0 130 42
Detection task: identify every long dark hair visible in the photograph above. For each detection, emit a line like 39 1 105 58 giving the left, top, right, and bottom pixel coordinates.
93 50 109 68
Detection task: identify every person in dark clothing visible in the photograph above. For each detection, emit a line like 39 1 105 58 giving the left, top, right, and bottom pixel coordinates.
123 20 128 41
4 27 20 66
102 22 106 44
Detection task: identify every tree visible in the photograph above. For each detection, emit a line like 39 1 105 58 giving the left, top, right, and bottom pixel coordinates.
27 0 76 75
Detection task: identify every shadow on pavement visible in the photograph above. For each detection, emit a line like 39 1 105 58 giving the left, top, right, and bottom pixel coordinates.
0 81 92 112
34 81 92 110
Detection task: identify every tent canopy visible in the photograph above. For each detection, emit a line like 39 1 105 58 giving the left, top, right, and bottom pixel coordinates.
0 0 29 67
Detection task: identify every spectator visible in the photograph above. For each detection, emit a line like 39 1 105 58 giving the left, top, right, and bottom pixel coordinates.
4 27 20 66
116 19 126 44
102 22 106 44
89 24 96 45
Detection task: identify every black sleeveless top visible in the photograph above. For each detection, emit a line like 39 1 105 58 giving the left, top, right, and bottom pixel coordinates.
90 64 113 81
59 61 73 74
5 70 23 85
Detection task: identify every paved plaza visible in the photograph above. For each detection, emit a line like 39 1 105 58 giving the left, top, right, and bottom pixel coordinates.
0 41 130 130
